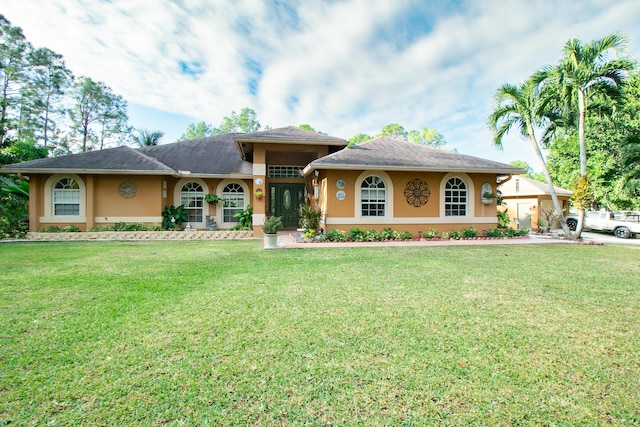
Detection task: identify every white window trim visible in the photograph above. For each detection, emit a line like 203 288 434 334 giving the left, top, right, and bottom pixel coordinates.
215 179 250 228
40 174 86 223
355 171 393 223
439 173 475 219
174 178 208 228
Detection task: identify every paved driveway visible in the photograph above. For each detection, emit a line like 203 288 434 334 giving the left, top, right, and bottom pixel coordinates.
580 231 640 246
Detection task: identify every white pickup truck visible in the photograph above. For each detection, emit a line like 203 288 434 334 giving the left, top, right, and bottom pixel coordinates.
566 211 640 239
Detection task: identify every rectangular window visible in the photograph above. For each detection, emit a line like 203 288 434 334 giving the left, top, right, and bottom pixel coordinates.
268 165 304 178
445 191 466 216
222 194 244 222
181 194 203 223
53 189 80 215
362 188 386 216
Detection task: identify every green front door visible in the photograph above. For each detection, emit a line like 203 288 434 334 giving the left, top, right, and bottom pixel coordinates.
270 183 305 228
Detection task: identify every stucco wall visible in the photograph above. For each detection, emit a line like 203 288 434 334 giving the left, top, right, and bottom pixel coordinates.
320 170 499 235
28 173 256 232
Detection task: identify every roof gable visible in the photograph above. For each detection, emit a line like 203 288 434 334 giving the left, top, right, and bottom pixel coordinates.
499 175 573 197
305 136 524 175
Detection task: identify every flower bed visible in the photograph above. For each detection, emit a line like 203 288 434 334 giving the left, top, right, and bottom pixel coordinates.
26 230 254 241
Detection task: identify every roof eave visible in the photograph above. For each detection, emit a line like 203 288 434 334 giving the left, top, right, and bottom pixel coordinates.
303 163 525 177
0 168 174 175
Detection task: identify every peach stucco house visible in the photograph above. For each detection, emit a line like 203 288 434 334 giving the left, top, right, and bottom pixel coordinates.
1 126 524 236
499 175 572 230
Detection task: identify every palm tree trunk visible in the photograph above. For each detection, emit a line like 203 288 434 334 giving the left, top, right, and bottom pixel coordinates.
574 89 587 238
528 132 573 238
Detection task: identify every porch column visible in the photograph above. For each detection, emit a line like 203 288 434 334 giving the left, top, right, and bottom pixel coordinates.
85 175 95 230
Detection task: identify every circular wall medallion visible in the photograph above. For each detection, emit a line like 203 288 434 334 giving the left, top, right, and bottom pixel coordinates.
336 190 346 200
118 181 137 199
404 178 430 207
336 179 346 189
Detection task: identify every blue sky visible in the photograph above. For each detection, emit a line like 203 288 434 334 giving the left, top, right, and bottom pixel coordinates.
3 0 640 168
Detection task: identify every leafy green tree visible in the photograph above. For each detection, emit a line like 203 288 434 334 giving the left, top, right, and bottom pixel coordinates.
215 107 262 134
19 48 73 146
488 78 572 237
540 33 635 236
348 133 372 147
379 123 407 140
509 161 545 183
132 129 164 147
408 126 446 147
616 71 640 207
178 121 215 141
0 176 29 238
67 76 129 152
298 124 315 132
0 140 48 166
96 91 130 150
0 15 30 147
547 70 640 210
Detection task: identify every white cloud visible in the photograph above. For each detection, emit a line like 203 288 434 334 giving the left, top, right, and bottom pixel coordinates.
3 0 640 165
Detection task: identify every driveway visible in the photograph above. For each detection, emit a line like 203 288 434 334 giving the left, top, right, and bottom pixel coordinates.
580 231 640 246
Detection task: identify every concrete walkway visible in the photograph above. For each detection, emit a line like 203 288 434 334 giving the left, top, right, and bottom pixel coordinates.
276 231 578 249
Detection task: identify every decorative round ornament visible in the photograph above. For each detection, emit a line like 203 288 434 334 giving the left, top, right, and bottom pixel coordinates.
336 179 346 189
404 178 430 207
118 181 137 199
336 190 346 200
255 178 264 185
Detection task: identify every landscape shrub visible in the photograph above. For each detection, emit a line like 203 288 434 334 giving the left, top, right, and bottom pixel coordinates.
461 227 478 238
503 227 518 237
364 229 384 241
448 230 460 240
322 229 347 242
485 227 504 238
380 227 397 240
347 227 366 241
398 231 413 240
424 227 439 238
38 225 64 233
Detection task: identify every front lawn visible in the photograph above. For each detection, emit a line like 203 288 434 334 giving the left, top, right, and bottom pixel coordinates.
1 241 638 425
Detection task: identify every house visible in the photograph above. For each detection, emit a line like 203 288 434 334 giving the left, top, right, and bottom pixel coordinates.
499 175 572 230
1 126 524 236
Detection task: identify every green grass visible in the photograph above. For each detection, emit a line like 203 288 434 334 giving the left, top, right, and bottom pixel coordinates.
1 241 639 426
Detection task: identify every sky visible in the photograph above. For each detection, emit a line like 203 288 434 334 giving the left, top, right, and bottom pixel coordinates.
3 0 640 168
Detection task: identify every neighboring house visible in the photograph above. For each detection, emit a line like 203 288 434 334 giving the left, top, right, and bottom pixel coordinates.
499 175 572 230
1 126 524 235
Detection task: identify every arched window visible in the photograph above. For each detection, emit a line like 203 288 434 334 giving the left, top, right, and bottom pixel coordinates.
180 182 204 223
222 183 245 223
445 177 467 216
53 177 80 215
361 176 386 217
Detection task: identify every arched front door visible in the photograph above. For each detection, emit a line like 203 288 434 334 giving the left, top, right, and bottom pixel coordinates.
269 183 305 228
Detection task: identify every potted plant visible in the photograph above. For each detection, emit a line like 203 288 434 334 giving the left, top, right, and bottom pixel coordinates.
262 216 283 249
204 193 221 204
254 188 264 199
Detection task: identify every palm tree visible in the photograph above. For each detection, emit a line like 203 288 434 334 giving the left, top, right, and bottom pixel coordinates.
132 129 164 147
543 33 635 237
488 78 573 237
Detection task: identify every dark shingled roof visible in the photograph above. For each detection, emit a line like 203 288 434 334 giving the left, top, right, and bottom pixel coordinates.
0 127 340 176
139 134 252 176
0 146 175 174
234 126 347 144
305 136 525 174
